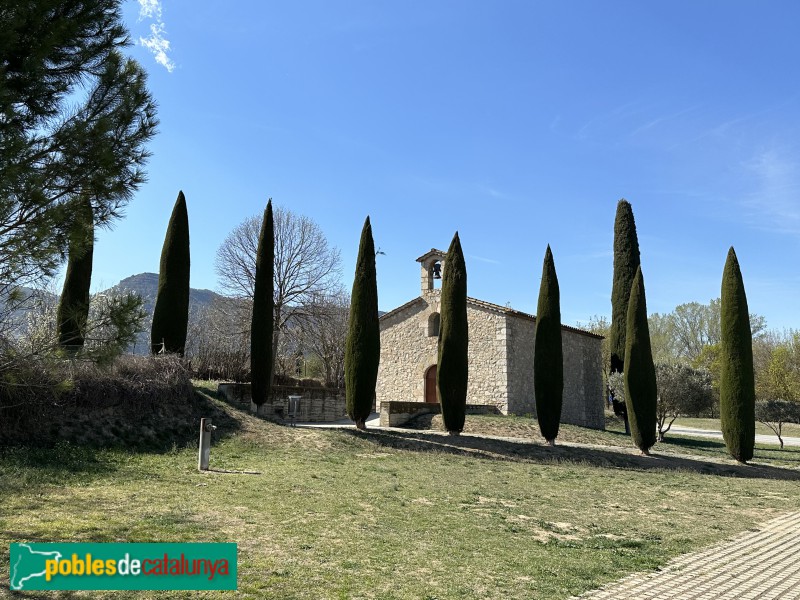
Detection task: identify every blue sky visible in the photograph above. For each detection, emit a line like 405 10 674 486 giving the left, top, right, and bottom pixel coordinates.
92 1 800 330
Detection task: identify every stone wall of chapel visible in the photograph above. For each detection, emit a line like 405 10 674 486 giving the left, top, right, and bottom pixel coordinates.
376 296 509 412
506 317 605 429
376 294 603 428
506 316 536 415
376 300 436 409
464 304 509 411
561 329 605 429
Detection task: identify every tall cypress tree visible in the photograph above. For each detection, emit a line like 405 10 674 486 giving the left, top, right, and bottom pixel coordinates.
610 199 641 374
623 266 657 454
251 200 274 407
720 247 755 463
56 197 94 354
151 191 190 355
344 216 380 430
534 245 563 444
609 199 640 434
438 232 468 434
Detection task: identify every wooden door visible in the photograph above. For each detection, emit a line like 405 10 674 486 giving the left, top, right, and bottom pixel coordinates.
425 365 438 403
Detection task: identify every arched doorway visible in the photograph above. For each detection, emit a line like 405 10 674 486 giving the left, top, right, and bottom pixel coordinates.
425 365 438 403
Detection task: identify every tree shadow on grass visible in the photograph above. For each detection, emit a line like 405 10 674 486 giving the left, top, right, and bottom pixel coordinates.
662 436 723 450
340 428 800 481
662 435 800 465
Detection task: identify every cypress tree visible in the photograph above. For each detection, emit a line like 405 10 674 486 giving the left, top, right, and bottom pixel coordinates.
250 200 274 407
534 245 563 444
344 216 380 430
609 199 640 434
610 199 641 374
151 191 190 355
56 197 94 354
623 266 657 454
720 247 755 463
437 232 468 434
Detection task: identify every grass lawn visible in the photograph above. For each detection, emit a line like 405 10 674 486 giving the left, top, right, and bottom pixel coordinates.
672 416 800 439
2 388 800 599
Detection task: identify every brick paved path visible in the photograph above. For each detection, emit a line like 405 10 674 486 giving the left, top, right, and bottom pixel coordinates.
575 511 800 599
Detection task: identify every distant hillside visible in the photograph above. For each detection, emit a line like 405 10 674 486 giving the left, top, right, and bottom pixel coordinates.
4 274 367 356
111 272 221 313
110 273 224 354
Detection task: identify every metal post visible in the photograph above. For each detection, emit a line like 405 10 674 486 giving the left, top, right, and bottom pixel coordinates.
288 395 301 427
198 418 214 470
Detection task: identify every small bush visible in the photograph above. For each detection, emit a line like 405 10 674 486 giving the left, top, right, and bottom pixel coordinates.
71 354 194 407
756 399 800 449
1 354 197 448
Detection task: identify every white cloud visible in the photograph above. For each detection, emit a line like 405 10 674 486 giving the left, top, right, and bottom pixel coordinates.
137 0 175 73
740 148 800 235
140 22 175 73
468 254 501 265
138 0 162 20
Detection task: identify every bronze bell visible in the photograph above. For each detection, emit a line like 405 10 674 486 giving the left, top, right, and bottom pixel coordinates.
432 262 442 279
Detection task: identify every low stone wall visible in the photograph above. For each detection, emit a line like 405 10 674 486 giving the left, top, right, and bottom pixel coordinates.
380 401 438 427
380 401 501 428
216 383 347 423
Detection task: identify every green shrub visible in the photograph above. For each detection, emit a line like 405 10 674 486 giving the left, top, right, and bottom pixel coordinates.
755 399 800 449
655 363 713 440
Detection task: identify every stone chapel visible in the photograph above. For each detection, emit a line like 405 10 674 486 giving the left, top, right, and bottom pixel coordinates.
376 249 606 429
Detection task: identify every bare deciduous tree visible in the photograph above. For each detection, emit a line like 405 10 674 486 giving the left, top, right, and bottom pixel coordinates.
303 292 349 387
185 297 250 382
215 206 342 384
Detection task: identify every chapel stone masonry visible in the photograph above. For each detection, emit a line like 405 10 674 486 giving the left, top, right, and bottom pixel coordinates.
376 249 605 429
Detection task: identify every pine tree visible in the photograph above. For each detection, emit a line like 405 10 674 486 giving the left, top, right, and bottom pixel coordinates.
56 197 94 354
623 266 657 453
0 0 157 291
534 245 563 444
250 200 274 407
720 247 755 463
344 217 380 430
610 199 641 373
438 232 468 434
151 191 190 355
